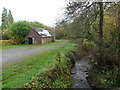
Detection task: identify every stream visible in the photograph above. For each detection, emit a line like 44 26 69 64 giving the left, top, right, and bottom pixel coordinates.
71 56 93 88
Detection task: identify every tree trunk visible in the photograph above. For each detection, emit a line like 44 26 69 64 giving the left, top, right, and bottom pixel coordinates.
118 3 120 67
98 2 105 66
117 2 120 84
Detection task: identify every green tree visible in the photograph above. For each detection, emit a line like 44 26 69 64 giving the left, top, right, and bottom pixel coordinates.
1 7 8 30
29 21 44 28
9 21 31 43
8 10 14 27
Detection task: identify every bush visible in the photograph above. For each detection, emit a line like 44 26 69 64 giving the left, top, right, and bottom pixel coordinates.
9 21 31 44
82 39 96 51
2 29 9 40
70 39 96 60
90 67 119 88
9 36 20 45
0 37 20 46
0 40 11 46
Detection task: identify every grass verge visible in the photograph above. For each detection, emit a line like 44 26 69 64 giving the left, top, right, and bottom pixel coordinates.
2 40 67 50
2 42 76 88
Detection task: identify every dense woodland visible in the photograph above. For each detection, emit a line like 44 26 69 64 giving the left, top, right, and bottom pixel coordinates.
1 1 120 88
55 1 120 88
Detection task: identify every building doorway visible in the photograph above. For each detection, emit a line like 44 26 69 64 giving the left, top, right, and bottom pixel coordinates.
28 38 33 44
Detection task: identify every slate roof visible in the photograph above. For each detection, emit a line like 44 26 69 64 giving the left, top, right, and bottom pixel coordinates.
32 27 52 37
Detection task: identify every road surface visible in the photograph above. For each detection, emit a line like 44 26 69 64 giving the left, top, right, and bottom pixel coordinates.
2 41 67 66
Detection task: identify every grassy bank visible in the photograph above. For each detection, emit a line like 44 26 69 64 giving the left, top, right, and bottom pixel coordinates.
2 40 67 50
2 42 76 88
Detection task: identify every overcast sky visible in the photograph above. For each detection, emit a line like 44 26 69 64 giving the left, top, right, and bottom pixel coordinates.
0 0 66 27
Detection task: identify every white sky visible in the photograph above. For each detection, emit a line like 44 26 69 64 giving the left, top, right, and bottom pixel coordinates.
0 0 66 27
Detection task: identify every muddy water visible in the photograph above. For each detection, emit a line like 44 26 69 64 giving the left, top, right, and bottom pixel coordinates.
71 56 93 88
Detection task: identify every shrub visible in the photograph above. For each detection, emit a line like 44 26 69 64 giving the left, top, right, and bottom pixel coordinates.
70 39 96 60
2 29 9 40
0 40 11 46
0 37 20 46
9 36 20 45
82 39 96 51
90 67 119 88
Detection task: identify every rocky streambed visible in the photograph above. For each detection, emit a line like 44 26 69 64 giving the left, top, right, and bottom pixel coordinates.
71 56 93 88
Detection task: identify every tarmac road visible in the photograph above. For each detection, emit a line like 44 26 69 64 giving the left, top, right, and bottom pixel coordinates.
2 41 67 66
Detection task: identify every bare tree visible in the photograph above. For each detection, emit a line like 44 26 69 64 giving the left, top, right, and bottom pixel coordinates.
65 0 114 65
